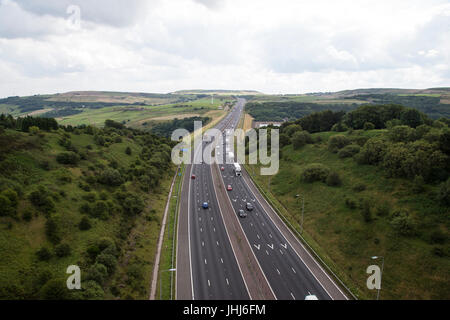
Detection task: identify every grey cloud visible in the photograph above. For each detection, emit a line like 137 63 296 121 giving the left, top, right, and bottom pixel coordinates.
12 0 152 28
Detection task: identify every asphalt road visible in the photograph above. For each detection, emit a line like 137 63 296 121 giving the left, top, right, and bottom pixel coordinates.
178 98 347 300
187 103 250 300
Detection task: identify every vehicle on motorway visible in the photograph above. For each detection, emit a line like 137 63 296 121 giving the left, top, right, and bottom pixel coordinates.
227 184 233 191
233 163 242 176
305 295 318 300
191 174 196 179
246 202 254 211
238 209 247 218
202 202 209 209
220 166 225 171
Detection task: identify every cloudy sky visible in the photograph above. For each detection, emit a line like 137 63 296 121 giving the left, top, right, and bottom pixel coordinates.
0 0 449 97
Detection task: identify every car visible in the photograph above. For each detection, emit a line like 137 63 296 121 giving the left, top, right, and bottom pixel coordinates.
238 209 247 218
191 174 196 179
202 202 209 209
227 185 232 191
246 202 254 211
304 295 318 300
221 167 225 171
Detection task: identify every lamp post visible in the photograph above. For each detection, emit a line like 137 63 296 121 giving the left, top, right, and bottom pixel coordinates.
160 268 176 300
371 256 384 300
295 194 305 234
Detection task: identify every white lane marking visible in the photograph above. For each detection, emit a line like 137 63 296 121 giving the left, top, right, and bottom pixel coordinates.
281 243 287 249
200 227 203 232
267 243 274 250
269 233 272 238
208 280 211 287
257 234 260 239
202 241 204 247
292 267 296 274
266 250 269 255
226 278 229 286
276 269 280 275
216 241 219 246
280 249 284 255
254 244 260 250
213 227 216 232
250 222 253 227
204 259 207 265
291 293 295 300
220 258 224 264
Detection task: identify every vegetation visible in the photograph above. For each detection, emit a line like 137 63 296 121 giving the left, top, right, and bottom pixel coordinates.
0 116 176 299
246 105 449 299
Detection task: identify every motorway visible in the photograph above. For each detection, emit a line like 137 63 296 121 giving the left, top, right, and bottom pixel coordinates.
177 98 348 300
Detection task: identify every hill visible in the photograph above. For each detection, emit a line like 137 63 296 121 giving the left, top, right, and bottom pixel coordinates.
244 106 450 299
0 117 176 299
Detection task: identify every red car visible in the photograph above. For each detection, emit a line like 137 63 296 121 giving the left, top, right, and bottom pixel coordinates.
227 185 232 191
221 167 225 171
191 174 196 179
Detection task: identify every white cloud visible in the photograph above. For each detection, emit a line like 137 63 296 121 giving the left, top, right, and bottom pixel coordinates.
0 0 449 97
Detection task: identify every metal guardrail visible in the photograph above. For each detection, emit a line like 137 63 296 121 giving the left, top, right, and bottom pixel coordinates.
243 164 358 300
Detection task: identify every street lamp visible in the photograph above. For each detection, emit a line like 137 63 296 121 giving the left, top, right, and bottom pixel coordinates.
371 256 384 300
160 268 176 300
295 194 305 234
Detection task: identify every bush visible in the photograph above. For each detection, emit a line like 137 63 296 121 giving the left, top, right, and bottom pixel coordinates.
355 138 387 165
363 122 375 130
331 122 348 132
56 152 80 165
125 146 132 155
29 186 55 214
345 197 357 209
412 175 425 194
437 178 450 206
388 125 414 143
79 202 91 215
353 183 366 192
301 163 330 183
36 247 52 261
39 278 69 300
82 280 105 299
54 243 71 257
338 144 360 158
0 194 15 217
390 211 415 236
78 216 92 230
96 253 117 275
328 135 351 153
86 263 108 284
292 131 313 149
98 168 124 186
376 202 390 217
91 201 109 220
326 171 342 187
22 209 34 221
45 217 61 244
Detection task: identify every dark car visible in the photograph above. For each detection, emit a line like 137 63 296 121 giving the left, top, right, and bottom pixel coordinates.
246 202 254 211
191 174 196 179
238 209 247 218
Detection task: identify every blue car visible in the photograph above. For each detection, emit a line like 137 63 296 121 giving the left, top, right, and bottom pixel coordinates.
202 202 209 209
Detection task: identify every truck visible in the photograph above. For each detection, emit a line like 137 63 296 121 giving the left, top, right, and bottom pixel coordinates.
233 163 242 176
227 152 234 163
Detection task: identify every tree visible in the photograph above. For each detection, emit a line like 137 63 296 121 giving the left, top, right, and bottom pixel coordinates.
400 108 424 128
78 216 92 230
326 171 342 187
54 243 71 257
338 144 360 158
56 152 80 165
356 138 387 165
328 135 351 153
45 217 61 244
363 122 375 131
36 247 52 261
301 163 330 183
98 169 124 186
390 211 415 236
292 131 312 149
388 125 414 143
96 253 117 275
39 278 69 300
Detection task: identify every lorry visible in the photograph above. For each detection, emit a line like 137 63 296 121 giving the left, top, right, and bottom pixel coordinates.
233 163 242 176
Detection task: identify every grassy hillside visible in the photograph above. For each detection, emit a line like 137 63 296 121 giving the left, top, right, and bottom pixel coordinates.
0 119 176 299
245 109 449 299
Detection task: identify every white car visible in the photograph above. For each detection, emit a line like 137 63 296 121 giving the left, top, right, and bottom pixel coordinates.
304 295 318 300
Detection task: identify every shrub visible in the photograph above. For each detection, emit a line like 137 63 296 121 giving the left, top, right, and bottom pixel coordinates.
437 178 450 206
78 216 92 231
390 211 415 236
98 168 124 186
56 152 80 165
376 202 390 217
79 202 91 215
0 195 15 217
86 263 108 284
29 186 55 214
412 175 425 194
54 243 71 257
355 138 387 165
45 217 61 244
121 194 145 215
81 192 97 202
125 146 132 155
388 125 414 143
345 197 357 209
91 201 109 220
292 131 312 149
326 171 342 187
331 122 348 132
29 126 40 135
338 144 360 158
353 183 366 192
96 253 117 275
301 163 330 183
82 280 105 299
97 238 115 251
363 122 375 130
328 135 351 153
39 278 69 300
22 209 34 221
36 247 52 261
